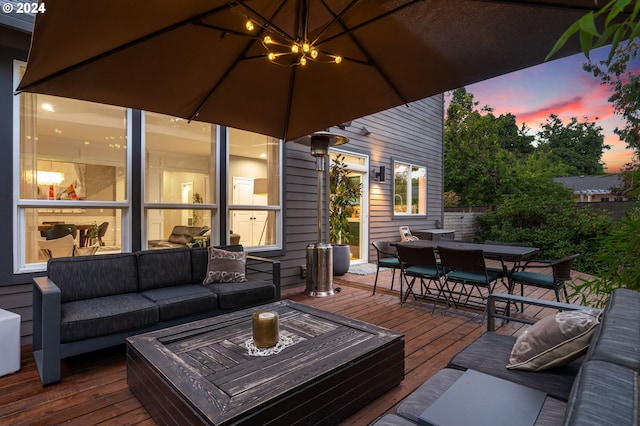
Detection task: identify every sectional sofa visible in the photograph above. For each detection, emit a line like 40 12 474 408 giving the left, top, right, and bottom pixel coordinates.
32 245 280 386
371 289 639 425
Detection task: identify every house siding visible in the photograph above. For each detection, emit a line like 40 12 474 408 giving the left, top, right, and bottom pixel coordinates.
1 24 444 344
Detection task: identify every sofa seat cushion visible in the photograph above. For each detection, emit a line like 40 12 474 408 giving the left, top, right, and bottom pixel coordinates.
394 368 566 426
61 294 159 343
141 285 218 321
136 248 192 291
447 332 581 401
586 288 640 372
204 279 275 310
564 360 639 425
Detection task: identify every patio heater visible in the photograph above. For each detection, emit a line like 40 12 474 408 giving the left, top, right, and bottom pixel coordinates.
295 131 349 296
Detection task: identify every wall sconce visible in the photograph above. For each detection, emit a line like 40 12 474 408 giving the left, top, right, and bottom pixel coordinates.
374 166 385 182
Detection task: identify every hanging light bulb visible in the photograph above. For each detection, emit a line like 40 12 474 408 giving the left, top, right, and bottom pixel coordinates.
310 49 318 59
264 36 272 44
245 20 255 32
291 44 299 54
268 52 277 61
334 56 343 64
300 57 307 66
302 42 310 53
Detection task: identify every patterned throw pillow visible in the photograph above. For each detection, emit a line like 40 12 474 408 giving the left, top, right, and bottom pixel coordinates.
507 309 600 371
203 247 247 284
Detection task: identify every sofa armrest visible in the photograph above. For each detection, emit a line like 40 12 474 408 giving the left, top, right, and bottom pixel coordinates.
487 293 601 332
32 276 62 385
246 255 281 300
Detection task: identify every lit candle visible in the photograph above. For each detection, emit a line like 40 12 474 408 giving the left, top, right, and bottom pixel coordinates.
252 311 279 348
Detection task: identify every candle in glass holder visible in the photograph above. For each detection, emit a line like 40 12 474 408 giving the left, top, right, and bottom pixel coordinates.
252 311 279 348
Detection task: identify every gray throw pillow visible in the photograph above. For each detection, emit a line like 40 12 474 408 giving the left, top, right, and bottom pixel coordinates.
203 247 247 284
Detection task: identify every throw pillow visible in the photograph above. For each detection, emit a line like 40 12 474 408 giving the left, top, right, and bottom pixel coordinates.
203 247 247 284
507 309 600 371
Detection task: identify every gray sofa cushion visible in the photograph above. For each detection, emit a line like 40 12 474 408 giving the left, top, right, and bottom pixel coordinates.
447 332 581 401
585 288 640 372
141 285 218 321
564 360 639 426
136 248 192 291
204 279 276 309
48 253 139 303
61 293 158 342
394 368 565 426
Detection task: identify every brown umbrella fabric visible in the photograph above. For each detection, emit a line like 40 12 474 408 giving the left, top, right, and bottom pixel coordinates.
16 0 597 141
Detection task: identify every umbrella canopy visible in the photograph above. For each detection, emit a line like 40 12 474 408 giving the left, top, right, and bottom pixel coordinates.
16 0 598 141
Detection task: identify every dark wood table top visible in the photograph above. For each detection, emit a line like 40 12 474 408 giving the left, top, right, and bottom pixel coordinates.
393 240 539 260
126 300 405 425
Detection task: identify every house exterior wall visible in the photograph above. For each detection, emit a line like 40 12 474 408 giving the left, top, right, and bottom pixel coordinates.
1 24 444 344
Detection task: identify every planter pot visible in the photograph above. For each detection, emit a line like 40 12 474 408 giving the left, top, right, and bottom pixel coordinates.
332 244 351 276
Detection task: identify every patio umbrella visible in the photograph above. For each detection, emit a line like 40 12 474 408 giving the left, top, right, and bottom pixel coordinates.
16 0 596 141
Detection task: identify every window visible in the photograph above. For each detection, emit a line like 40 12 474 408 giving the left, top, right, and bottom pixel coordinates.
14 62 129 272
393 160 427 216
227 128 281 249
144 112 217 248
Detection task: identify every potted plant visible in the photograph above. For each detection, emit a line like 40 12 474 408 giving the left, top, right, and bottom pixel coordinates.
329 154 362 276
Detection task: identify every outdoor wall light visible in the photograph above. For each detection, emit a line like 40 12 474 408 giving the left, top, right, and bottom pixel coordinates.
374 166 386 182
361 126 371 136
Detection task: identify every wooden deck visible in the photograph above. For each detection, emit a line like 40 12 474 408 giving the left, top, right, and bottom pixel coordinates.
0 266 572 426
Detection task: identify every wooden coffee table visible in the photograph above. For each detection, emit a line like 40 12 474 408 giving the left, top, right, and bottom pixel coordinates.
126 300 405 425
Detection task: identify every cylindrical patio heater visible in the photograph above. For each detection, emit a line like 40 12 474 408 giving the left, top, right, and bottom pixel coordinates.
295 131 349 296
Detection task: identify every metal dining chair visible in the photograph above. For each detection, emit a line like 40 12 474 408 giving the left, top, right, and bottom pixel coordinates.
510 254 580 303
483 240 526 292
371 241 402 295
45 224 77 240
396 244 448 306
436 245 501 315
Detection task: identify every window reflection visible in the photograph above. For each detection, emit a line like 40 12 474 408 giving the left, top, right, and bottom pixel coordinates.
144 112 216 248
394 161 427 215
228 128 281 247
18 86 127 267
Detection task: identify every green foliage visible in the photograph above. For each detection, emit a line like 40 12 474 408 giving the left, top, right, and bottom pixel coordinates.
475 188 613 275
546 0 640 62
583 41 640 153
329 155 362 245
569 202 640 307
536 115 609 175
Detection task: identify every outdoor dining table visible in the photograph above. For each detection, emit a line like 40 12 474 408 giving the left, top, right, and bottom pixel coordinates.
392 240 539 304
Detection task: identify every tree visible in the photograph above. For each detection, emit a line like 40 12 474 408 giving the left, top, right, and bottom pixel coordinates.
444 88 534 206
536 114 609 175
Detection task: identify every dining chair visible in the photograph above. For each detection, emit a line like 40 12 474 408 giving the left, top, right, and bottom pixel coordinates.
399 226 419 242
371 241 402 295
396 244 448 306
38 234 77 260
45 224 77 240
510 254 580 303
483 240 526 292
436 245 501 315
97 221 109 246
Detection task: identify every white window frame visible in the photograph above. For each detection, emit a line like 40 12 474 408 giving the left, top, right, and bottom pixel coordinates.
393 159 427 217
12 60 132 273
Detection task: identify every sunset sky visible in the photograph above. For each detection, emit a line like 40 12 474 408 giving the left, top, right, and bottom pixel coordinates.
462 46 640 173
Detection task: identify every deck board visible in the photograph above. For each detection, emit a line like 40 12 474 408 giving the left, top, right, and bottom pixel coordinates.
0 269 567 426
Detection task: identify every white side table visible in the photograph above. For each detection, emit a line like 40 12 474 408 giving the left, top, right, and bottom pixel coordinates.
0 309 20 376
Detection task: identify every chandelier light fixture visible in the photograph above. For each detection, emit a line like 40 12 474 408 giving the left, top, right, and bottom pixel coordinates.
244 18 343 66
241 2 344 68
